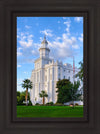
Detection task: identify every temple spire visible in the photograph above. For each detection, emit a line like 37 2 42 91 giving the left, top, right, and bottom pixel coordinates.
41 35 48 45
44 34 46 40
39 35 50 58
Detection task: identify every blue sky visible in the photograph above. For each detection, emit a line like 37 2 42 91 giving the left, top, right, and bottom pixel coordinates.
17 17 83 92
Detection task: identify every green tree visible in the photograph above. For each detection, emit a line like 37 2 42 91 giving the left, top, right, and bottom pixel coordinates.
39 90 48 105
56 79 73 103
70 81 81 106
75 61 83 101
21 79 33 105
76 61 83 81
17 91 20 97
56 79 81 104
17 91 30 105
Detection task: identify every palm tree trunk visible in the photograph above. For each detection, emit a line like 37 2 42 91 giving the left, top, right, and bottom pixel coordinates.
25 88 28 105
43 97 45 105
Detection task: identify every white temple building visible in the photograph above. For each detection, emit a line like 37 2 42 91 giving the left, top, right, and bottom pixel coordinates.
30 36 82 105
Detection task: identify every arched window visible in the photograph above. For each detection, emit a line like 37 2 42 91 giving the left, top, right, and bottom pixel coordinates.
58 73 60 79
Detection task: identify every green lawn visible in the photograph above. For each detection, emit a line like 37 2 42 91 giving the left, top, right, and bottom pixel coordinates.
17 105 83 117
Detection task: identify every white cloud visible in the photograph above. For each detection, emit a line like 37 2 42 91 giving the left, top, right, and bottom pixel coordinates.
49 33 78 49
48 33 80 61
17 47 22 56
17 58 35 64
78 33 83 42
17 30 40 64
64 20 71 34
25 25 31 29
17 27 80 65
74 17 83 23
32 50 36 54
62 34 77 46
55 37 61 41
23 71 27 74
62 17 66 20
17 78 23 83
32 49 39 56
28 34 33 38
17 33 40 64
17 35 20 38
17 78 24 91
17 64 21 68
17 51 22 56
40 37 43 42
19 40 33 47
18 33 34 48
64 21 70 26
40 29 53 37
72 44 79 49
23 71 30 74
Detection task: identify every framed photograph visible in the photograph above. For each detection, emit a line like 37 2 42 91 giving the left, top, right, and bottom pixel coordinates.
16 16 85 119
0 0 100 134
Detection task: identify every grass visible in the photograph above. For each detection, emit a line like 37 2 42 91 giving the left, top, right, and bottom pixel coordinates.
17 105 83 117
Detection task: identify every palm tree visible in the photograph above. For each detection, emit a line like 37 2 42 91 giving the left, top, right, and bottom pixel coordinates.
21 79 33 105
39 90 48 105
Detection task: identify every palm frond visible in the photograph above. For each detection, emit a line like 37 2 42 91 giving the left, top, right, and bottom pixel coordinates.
39 90 48 98
21 79 33 89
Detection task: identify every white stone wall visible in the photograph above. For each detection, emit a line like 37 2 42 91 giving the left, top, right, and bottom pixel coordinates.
30 59 80 105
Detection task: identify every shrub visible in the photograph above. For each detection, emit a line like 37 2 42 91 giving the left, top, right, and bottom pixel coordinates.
46 102 50 105
75 103 79 106
17 91 20 97
28 100 32 106
35 103 39 105
17 91 32 106
54 103 63 106
45 102 54 105
17 95 25 105
70 103 74 105
49 102 54 105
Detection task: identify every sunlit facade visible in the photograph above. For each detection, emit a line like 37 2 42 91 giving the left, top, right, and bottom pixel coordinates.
30 36 80 105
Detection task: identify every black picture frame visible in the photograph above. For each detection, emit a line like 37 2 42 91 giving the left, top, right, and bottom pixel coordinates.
0 0 100 134
15 12 87 122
